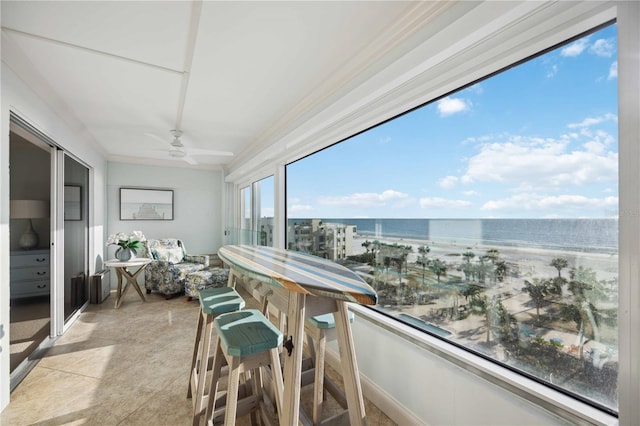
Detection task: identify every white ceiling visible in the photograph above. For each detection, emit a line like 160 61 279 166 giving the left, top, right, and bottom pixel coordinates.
1 1 615 173
1 0 426 168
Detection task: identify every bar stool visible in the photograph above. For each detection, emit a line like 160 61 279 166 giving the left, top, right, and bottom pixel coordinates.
190 287 245 425
304 311 355 425
206 309 285 426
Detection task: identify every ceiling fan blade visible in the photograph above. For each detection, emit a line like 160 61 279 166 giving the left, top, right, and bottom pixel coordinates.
188 148 234 156
145 132 168 145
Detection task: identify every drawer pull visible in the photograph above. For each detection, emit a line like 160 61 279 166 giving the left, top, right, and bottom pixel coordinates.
36 258 47 262
36 284 47 289
36 272 47 276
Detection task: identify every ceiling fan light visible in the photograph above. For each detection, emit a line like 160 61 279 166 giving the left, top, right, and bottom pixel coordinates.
170 137 183 147
169 146 186 158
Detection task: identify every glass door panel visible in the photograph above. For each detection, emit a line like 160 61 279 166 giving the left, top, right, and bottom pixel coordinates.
63 154 89 323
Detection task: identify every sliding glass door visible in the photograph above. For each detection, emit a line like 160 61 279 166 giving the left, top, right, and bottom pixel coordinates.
62 154 89 323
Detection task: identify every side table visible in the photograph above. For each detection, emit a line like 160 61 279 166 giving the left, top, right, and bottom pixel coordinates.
104 258 152 309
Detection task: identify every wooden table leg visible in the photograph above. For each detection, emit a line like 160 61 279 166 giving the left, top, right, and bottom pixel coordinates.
335 301 367 425
281 291 306 426
115 267 124 309
127 266 148 301
115 265 148 309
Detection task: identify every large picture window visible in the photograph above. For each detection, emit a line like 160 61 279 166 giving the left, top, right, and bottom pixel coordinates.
286 24 618 413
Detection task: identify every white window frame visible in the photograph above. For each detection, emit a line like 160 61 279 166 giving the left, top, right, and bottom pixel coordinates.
224 3 639 423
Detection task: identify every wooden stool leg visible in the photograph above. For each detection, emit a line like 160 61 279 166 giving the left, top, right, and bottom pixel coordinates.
224 357 242 426
193 313 214 426
269 347 285 416
205 338 225 426
313 332 327 425
188 311 205 398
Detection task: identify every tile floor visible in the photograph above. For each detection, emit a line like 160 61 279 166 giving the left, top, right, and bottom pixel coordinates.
1 285 396 425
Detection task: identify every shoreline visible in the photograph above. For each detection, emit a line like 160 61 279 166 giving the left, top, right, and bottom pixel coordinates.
352 234 618 282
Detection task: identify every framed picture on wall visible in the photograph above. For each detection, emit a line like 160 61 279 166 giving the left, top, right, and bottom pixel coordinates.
120 187 174 220
64 185 82 220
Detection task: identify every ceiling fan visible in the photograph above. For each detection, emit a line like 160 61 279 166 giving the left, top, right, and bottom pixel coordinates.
147 129 234 165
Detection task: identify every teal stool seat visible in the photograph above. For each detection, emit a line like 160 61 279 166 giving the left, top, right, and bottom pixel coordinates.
215 309 283 357
190 286 245 425
307 310 355 329
200 286 245 315
206 309 285 426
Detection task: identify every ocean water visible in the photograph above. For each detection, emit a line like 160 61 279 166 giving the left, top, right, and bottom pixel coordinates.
313 218 618 254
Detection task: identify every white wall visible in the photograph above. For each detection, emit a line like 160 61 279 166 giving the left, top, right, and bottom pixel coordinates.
1 63 108 412
106 162 224 275
348 307 614 425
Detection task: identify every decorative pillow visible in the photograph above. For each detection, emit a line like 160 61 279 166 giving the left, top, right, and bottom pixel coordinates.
153 247 183 264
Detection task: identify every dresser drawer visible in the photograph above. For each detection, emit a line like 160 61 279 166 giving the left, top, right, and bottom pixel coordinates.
11 279 50 298
11 252 49 268
11 267 50 281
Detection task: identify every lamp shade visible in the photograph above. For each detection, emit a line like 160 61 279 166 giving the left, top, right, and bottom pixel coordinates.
10 199 49 219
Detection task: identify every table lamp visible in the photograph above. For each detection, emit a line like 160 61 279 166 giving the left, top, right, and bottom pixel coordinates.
10 199 49 250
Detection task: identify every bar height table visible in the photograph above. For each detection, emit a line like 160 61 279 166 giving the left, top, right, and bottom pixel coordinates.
103 258 152 309
218 245 377 426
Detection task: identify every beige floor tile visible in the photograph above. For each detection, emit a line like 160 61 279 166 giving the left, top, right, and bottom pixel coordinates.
2 287 396 425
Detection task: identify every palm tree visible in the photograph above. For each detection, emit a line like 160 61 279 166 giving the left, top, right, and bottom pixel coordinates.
448 286 462 319
429 258 447 283
462 284 483 302
417 244 430 283
462 250 475 263
560 301 601 358
361 239 372 253
550 257 569 278
523 278 550 322
494 260 508 283
496 300 518 344
484 248 500 264
383 256 391 285
565 266 602 347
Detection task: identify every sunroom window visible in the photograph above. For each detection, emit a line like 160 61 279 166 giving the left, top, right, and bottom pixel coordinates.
286 23 618 413
236 176 275 246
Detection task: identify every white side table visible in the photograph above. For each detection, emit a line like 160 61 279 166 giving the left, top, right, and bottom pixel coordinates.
104 258 152 309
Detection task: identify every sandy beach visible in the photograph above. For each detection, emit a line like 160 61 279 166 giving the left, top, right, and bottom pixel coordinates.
350 233 619 367
352 234 618 283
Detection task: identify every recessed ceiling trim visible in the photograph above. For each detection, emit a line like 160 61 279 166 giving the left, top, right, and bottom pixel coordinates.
1 26 184 76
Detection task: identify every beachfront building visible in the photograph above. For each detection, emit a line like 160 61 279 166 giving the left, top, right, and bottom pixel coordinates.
2 2 639 426
287 219 357 260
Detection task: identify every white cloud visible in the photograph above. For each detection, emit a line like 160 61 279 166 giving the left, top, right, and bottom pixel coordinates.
567 113 617 129
318 189 408 207
419 197 472 209
546 64 558 79
288 204 313 213
439 175 458 189
462 190 479 196
481 193 618 213
561 38 589 57
460 132 617 189
608 61 618 80
590 38 615 57
437 96 471 117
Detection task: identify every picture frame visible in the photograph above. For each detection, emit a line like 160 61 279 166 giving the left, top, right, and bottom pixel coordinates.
120 187 174 220
64 185 82 221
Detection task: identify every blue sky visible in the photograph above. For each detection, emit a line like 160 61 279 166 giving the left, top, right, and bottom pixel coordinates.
285 24 618 219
